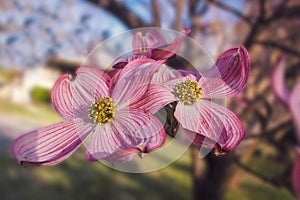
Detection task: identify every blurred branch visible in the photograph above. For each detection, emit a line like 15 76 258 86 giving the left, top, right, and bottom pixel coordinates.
189 0 208 15
245 119 292 139
174 0 187 30
254 40 300 57
207 0 252 24
234 155 294 193
234 156 280 186
87 0 147 28
244 0 266 48
152 0 161 27
266 4 300 23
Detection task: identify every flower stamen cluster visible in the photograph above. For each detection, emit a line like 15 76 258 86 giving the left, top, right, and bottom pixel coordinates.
138 48 148 55
88 97 115 124
174 80 202 105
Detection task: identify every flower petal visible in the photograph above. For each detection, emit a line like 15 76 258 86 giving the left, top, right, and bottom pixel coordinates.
289 81 300 140
144 29 166 48
133 73 199 113
51 66 111 119
180 127 221 151
86 109 166 162
111 58 164 107
133 32 148 53
200 46 250 98
174 100 245 153
151 29 191 60
293 149 300 198
111 57 128 69
86 147 141 163
51 74 74 119
11 119 94 166
151 64 184 83
271 54 290 106
133 83 176 114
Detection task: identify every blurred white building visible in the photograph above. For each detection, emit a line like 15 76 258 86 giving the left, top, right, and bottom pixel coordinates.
0 66 60 104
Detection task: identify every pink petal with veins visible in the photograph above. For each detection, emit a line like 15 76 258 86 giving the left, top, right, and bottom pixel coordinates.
11 119 94 166
200 46 250 98
110 58 128 70
175 100 245 153
51 66 111 119
133 32 148 53
111 58 164 107
86 109 166 162
151 29 191 60
181 127 222 152
151 65 185 83
144 29 166 48
87 147 141 163
135 74 198 113
133 84 176 114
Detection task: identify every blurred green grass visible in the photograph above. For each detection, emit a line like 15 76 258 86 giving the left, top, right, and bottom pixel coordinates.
0 148 192 200
0 99 61 124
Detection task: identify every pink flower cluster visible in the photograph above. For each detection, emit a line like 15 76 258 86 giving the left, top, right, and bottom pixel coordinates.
11 29 250 166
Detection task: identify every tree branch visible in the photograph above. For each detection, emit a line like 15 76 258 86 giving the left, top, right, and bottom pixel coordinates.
245 119 292 140
265 4 300 23
243 0 266 48
234 155 294 194
174 0 187 30
254 40 300 57
152 0 161 27
87 0 147 28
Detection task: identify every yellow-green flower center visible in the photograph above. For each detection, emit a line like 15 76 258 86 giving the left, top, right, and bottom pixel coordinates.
88 97 115 124
174 80 202 105
138 48 148 55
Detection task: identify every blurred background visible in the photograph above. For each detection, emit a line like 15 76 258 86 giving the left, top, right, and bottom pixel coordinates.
0 0 300 199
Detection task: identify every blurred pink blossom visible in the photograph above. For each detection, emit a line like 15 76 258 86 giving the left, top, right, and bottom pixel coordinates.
112 28 191 69
272 55 300 197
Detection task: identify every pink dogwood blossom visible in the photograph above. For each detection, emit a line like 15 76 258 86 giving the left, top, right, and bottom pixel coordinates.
112 29 191 69
272 55 300 197
11 58 166 166
271 54 290 107
136 46 250 154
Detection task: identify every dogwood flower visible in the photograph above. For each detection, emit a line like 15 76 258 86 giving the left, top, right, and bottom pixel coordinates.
112 28 191 69
272 55 300 197
136 46 250 154
11 58 166 166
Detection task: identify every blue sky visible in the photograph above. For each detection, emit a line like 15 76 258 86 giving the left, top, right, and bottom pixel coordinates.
0 0 245 69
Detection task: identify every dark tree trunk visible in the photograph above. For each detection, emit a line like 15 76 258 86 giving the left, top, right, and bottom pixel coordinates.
191 147 234 200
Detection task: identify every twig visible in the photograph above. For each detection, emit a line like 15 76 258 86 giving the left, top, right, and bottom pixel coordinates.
87 0 147 28
245 119 292 139
253 40 300 57
243 0 266 48
152 0 161 27
234 156 281 186
174 0 187 30
234 155 294 194
265 4 300 23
